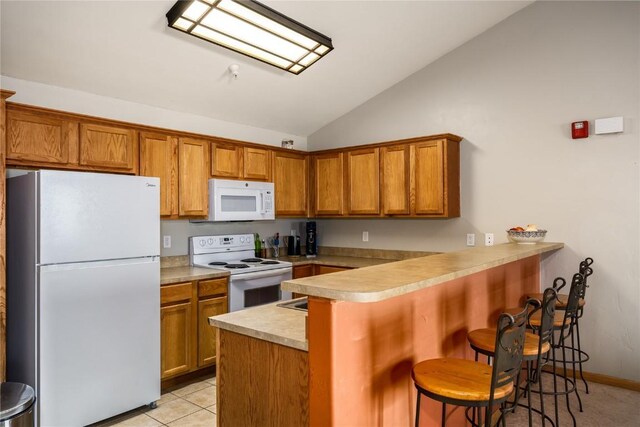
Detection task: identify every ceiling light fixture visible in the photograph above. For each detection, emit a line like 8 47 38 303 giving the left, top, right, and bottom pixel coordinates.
166 0 334 75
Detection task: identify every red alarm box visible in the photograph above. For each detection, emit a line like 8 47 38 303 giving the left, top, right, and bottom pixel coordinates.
571 121 589 139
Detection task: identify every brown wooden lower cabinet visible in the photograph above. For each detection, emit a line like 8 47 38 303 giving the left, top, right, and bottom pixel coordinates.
160 277 228 383
217 329 308 426
293 264 352 279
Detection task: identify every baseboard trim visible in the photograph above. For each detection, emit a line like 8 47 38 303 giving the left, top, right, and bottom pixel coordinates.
542 366 640 392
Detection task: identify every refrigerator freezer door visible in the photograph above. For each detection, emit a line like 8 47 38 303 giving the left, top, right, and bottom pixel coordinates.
38 258 160 426
39 170 160 265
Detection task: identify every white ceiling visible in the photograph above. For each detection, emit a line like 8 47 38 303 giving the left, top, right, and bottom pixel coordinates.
0 1 531 136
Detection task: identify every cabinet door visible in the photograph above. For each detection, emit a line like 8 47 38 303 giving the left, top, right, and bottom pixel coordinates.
273 151 308 217
313 153 344 216
413 141 445 215
140 132 178 217
79 123 137 173
198 296 228 367
6 109 78 166
293 264 313 279
211 142 242 179
381 145 411 215
178 137 209 217
346 148 380 215
315 265 351 275
161 301 194 379
243 147 271 181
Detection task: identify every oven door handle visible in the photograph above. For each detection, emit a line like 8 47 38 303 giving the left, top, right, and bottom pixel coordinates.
232 268 292 281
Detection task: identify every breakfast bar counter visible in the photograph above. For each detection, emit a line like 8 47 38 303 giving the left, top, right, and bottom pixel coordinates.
281 242 563 301
210 242 564 427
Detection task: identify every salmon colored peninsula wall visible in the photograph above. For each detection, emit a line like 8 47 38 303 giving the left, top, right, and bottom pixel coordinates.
307 256 540 427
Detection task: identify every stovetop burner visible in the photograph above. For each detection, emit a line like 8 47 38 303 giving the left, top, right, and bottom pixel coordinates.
225 264 250 269
241 258 263 263
261 260 280 265
208 261 228 266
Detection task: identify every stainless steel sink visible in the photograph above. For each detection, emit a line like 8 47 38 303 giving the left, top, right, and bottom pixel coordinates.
277 297 308 312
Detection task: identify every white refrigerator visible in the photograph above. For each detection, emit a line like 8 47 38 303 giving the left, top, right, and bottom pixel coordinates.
6 170 161 426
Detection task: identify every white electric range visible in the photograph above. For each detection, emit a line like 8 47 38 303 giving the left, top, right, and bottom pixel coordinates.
189 234 292 312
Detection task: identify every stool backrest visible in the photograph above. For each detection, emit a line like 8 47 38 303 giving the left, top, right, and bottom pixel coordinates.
490 303 531 404
537 287 557 347
564 272 586 320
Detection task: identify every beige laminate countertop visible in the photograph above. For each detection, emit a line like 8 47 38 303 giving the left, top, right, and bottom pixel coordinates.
160 266 229 285
281 242 564 303
209 300 308 351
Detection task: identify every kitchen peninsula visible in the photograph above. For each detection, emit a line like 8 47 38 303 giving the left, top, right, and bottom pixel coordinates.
209 242 563 426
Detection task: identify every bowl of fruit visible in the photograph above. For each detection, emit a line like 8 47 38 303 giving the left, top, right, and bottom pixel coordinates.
507 224 547 244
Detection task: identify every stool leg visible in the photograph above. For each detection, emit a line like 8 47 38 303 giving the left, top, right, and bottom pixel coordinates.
575 318 589 394
441 402 446 427
561 337 577 427
526 361 533 427
415 392 421 427
551 333 560 427
570 321 584 412
537 359 547 427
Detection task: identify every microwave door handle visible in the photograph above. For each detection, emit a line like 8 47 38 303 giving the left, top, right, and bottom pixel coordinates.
232 268 291 281
259 192 266 214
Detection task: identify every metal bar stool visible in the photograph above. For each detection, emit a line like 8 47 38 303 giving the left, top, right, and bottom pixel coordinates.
411 303 533 426
527 257 594 397
467 287 557 427
519 272 588 427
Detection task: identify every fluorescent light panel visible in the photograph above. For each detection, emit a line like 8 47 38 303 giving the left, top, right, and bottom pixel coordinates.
166 0 333 74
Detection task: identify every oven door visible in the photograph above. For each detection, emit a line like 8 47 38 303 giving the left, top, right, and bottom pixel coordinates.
229 268 292 312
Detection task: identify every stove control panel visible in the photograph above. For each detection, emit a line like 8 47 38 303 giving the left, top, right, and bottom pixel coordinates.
191 234 255 254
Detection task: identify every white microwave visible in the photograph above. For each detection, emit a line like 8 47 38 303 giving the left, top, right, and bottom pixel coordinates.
207 179 275 221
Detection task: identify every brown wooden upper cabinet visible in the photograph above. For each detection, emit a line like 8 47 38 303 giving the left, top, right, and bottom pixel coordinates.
211 141 243 179
211 143 272 182
243 146 271 181
312 136 460 218
380 144 411 215
178 137 209 217
312 152 344 216
411 139 459 217
272 151 308 217
139 132 178 217
346 148 380 215
79 123 137 173
6 107 79 168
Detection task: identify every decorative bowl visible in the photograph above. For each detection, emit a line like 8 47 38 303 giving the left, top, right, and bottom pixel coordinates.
507 229 547 244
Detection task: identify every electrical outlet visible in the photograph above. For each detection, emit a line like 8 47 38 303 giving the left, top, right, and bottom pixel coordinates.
362 231 369 242
485 233 494 246
163 235 171 249
290 229 296 236
466 233 475 246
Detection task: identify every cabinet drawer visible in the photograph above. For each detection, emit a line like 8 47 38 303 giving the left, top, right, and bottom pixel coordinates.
198 278 228 298
161 282 193 305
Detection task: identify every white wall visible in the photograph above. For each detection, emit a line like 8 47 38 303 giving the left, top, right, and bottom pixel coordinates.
309 2 640 381
0 76 307 150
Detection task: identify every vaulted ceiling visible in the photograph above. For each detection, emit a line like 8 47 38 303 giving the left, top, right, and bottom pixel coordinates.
0 1 531 136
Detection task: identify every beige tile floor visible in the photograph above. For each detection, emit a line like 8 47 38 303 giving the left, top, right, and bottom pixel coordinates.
95 376 217 427
96 373 640 426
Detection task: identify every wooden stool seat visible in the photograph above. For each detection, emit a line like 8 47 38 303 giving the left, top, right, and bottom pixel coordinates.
527 292 585 309
468 328 550 359
505 307 569 328
412 358 514 402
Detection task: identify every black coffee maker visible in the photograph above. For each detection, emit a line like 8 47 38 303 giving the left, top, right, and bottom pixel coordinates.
305 221 317 257
286 235 301 256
